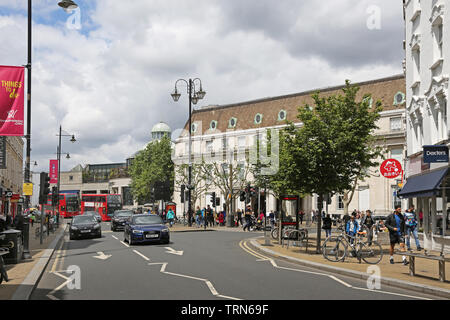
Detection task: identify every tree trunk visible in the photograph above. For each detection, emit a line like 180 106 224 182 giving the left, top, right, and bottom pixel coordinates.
316 194 323 254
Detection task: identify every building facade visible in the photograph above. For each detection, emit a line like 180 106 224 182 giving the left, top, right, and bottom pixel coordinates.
400 0 450 251
0 136 24 217
173 75 407 219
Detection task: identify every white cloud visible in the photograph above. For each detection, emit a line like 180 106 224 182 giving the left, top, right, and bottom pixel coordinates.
0 0 404 173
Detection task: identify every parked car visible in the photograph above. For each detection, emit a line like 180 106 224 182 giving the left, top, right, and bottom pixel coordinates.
69 215 102 240
124 214 169 245
83 211 102 223
111 210 134 231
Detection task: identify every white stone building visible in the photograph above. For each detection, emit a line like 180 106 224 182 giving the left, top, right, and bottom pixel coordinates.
173 75 407 220
400 0 450 252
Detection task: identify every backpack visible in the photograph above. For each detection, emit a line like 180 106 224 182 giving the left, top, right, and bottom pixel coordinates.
404 211 417 227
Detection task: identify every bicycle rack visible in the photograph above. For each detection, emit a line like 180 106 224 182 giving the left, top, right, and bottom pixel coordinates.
282 229 309 252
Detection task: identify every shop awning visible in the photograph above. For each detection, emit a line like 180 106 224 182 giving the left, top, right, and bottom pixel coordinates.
398 167 448 198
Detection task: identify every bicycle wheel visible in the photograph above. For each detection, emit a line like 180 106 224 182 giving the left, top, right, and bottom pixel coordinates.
271 228 278 240
322 237 346 262
359 241 383 264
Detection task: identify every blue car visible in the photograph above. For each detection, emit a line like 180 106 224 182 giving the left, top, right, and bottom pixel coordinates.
124 214 170 245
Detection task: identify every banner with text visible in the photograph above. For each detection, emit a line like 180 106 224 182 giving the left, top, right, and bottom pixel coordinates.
49 159 59 184
0 65 25 136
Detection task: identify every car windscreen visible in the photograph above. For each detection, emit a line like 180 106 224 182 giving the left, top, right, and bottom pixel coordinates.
115 211 133 218
132 215 163 225
73 216 96 224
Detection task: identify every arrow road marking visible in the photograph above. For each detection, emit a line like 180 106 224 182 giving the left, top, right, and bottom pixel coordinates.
133 250 150 261
93 252 112 260
165 247 184 256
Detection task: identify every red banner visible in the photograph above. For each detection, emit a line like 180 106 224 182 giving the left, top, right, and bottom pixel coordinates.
49 159 59 184
380 159 402 179
0 66 25 136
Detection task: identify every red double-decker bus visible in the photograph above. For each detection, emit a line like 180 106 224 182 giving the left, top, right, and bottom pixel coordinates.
81 194 123 221
47 193 81 218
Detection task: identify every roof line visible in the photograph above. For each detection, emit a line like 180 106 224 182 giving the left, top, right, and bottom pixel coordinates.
193 74 405 114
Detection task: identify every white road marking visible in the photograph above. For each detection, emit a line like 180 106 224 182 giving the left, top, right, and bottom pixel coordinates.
93 252 112 260
120 241 130 248
111 235 118 240
133 250 150 261
242 239 431 300
165 247 184 256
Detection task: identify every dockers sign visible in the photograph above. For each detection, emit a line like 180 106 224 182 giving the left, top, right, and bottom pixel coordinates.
423 145 449 163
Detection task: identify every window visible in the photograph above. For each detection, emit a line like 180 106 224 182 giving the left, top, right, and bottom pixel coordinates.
210 120 218 130
228 117 237 128
337 195 344 210
390 148 403 164
238 136 246 148
191 123 198 133
390 117 402 131
254 113 263 125
278 110 287 121
69 176 73 181
392 186 402 210
206 140 213 152
393 92 406 106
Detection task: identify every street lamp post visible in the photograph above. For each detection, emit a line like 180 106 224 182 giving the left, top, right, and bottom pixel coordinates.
171 78 206 227
56 125 76 226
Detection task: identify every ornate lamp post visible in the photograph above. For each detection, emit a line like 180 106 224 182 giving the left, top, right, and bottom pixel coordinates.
171 78 206 227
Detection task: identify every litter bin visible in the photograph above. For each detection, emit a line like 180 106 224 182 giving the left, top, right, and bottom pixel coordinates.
0 229 23 265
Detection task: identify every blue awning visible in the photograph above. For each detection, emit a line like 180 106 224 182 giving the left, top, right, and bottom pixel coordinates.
398 167 448 198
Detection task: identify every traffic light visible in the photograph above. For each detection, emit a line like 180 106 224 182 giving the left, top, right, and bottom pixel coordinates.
52 187 59 206
211 192 216 204
240 191 246 202
181 185 185 203
245 184 251 204
39 172 51 205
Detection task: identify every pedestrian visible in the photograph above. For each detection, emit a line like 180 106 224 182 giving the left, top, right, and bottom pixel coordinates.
362 210 375 245
311 210 315 223
269 211 275 229
243 207 252 231
345 215 359 245
343 212 351 228
418 210 423 228
322 214 332 238
166 208 175 228
404 205 422 251
218 212 224 226
30 212 35 227
299 210 304 225
236 209 242 227
385 205 409 265
195 206 202 227
0 213 6 232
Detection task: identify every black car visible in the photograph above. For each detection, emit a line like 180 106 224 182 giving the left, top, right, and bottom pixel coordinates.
69 215 102 240
111 210 134 231
83 211 102 223
124 214 170 245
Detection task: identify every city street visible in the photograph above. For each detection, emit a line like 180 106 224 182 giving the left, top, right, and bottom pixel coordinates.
30 223 439 301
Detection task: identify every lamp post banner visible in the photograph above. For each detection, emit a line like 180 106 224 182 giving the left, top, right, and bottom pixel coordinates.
0 65 25 136
50 159 59 184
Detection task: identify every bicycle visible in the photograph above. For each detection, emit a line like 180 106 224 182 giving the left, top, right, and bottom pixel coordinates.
322 226 383 264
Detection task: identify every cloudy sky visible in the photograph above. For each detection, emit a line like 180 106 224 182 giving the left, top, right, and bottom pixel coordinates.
0 0 405 173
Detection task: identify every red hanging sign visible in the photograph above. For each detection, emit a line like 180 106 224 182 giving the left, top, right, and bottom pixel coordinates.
380 159 402 179
0 66 25 136
49 159 59 184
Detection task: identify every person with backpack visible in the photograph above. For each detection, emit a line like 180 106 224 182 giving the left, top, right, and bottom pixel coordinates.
166 208 175 228
404 205 422 251
345 215 359 245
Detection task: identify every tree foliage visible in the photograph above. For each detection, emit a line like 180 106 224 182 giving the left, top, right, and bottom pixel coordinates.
129 136 174 204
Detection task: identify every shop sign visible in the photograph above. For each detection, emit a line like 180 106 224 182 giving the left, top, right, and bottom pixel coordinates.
423 145 449 163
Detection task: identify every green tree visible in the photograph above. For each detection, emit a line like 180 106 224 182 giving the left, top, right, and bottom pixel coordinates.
129 136 174 204
279 81 383 252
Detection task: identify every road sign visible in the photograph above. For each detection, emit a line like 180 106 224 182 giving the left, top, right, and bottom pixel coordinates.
23 183 33 196
380 159 402 179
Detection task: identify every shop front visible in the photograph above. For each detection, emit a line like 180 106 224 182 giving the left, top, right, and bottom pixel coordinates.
398 166 450 253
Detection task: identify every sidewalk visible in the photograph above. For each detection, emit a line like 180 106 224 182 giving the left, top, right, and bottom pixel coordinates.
249 234 450 298
171 223 450 298
0 222 66 300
